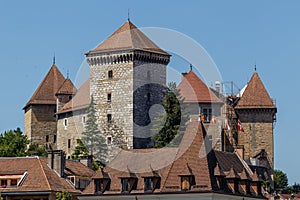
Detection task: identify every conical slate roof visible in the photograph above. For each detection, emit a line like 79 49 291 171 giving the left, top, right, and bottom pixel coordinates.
86 20 169 56
177 70 222 103
235 71 275 109
24 64 65 109
56 78 77 95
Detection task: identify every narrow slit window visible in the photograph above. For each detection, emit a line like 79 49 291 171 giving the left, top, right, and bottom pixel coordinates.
108 70 113 79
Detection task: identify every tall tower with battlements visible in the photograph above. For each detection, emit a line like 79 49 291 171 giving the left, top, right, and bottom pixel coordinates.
85 20 170 149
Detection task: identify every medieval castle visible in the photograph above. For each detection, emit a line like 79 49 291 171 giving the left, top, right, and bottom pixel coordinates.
23 19 277 186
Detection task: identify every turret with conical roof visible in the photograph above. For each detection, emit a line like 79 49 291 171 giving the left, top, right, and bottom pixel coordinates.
234 70 277 168
86 20 170 150
24 63 74 149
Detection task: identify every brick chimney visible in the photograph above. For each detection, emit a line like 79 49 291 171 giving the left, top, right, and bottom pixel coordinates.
48 150 66 177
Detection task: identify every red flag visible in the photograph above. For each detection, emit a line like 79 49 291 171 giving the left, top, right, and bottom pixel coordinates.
238 120 244 132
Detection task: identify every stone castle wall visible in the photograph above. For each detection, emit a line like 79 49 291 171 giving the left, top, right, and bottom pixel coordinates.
236 109 276 168
90 56 134 149
57 110 86 158
24 105 57 148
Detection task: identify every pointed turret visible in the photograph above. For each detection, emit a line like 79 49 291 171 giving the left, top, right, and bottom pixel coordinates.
234 71 277 169
56 78 77 112
235 71 275 109
24 64 65 109
24 63 67 149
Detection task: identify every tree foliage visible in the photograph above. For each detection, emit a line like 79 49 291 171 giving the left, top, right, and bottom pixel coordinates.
274 169 289 191
0 128 28 157
26 143 48 157
82 95 107 164
71 139 89 160
56 191 72 200
152 82 188 148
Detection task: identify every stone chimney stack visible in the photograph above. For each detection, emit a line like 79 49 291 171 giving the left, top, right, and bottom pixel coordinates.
48 150 66 177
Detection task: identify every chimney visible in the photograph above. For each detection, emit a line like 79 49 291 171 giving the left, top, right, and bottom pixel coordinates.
236 145 244 159
215 81 220 94
79 155 93 169
48 150 66 177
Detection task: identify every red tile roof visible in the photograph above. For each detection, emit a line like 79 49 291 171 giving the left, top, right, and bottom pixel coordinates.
0 157 78 194
65 160 95 177
57 79 90 114
83 121 212 194
235 72 276 109
177 70 222 103
24 64 65 109
86 20 170 56
56 78 77 95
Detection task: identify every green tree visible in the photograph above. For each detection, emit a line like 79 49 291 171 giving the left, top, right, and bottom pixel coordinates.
274 169 289 192
71 139 89 160
82 96 107 164
0 128 28 157
26 143 48 157
56 191 72 200
0 193 3 200
152 82 188 148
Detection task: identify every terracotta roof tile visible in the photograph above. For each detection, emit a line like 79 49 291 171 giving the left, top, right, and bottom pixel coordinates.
225 166 239 179
214 162 225 177
24 64 65 109
84 121 212 194
0 157 78 194
56 78 77 95
177 70 222 103
86 20 169 56
57 79 90 114
65 160 95 177
235 72 276 109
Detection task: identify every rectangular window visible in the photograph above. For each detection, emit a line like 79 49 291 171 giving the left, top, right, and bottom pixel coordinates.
46 135 49 143
65 119 67 126
95 179 103 193
1 180 7 187
107 136 112 145
82 116 86 124
144 178 153 191
121 178 130 192
68 139 71 149
202 108 212 123
53 135 57 143
107 114 112 123
108 70 113 79
107 93 112 102
147 92 151 102
181 176 191 191
11 179 18 186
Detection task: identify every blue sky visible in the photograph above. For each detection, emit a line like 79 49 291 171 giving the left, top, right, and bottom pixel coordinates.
0 1 299 183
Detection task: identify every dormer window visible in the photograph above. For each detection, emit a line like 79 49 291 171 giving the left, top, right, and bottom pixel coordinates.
95 179 104 194
202 108 212 123
144 177 153 191
121 178 130 192
181 176 194 191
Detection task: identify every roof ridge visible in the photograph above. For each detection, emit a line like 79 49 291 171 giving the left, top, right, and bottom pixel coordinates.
37 157 51 190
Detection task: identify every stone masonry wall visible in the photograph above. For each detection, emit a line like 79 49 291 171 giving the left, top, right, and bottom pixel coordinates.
25 105 57 148
236 109 276 168
90 55 133 149
57 110 86 158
